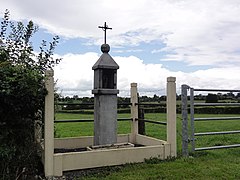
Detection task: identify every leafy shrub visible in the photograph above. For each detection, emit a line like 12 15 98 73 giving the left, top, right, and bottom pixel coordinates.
194 106 240 114
205 93 218 103
0 10 60 179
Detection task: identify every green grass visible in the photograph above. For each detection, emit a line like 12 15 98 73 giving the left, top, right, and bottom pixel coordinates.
54 113 132 137
55 113 168 137
77 151 240 180
192 114 240 149
55 112 240 179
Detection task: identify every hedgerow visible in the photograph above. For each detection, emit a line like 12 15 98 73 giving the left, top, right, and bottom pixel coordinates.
0 10 60 179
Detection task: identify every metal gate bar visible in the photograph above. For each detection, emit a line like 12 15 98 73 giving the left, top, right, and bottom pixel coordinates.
181 84 189 157
195 144 240 151
194 103 240 106
195 130 240 136
194 89 240 92
181 85 240 156
194 117 240 121
190 88 195 152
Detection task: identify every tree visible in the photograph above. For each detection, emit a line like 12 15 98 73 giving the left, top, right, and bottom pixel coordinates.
236 93 240 99
153 94 160 102
0 10 61 179
205 93 218 103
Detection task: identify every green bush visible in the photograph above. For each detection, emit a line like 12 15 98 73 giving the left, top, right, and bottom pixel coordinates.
194 106 240 114
0 10 60 179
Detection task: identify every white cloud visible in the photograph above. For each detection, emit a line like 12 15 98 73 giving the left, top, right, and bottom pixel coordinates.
54 52 240 97
54 52 174 97
2 0 240 96
54 52 97 96
2 0 240 67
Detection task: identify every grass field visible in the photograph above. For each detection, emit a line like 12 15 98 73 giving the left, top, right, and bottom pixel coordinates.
55 113 240 179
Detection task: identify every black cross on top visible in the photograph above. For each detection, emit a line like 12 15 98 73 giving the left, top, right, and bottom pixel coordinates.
98 22 112 44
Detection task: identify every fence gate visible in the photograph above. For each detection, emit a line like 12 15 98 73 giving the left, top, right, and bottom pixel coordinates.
181 85 240 157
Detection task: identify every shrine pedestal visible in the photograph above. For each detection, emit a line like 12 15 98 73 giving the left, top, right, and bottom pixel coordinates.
92 44 119 146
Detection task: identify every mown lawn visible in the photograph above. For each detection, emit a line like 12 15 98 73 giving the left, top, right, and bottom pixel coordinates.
54 113 168 139
55 113 240 179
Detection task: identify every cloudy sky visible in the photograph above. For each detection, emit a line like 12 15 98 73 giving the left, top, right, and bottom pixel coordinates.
1 0 240 97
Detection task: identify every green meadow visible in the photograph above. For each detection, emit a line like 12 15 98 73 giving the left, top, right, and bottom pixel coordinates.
55 113 240 179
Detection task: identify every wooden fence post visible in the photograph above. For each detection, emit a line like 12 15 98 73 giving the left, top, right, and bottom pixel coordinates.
44 70 54 177
138 107 145 135
167 77 177 157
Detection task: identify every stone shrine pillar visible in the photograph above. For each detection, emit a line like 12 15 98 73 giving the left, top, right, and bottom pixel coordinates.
92 44 119 146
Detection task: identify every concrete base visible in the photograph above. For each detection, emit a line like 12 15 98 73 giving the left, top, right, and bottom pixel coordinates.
49 134 170 176
87 142 135 151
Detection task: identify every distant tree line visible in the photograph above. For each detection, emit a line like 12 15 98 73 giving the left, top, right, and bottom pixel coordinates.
196 92 240 103
56 92 240 104
56 92 240 114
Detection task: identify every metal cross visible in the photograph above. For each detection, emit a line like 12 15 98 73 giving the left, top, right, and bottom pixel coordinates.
98 22 112 44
